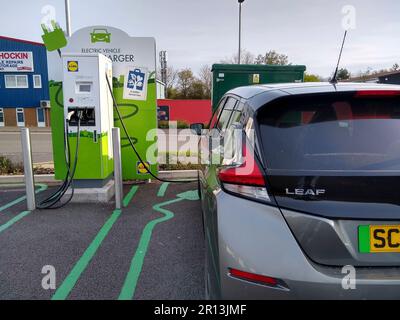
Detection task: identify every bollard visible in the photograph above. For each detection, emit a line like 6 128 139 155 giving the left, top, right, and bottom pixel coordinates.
112 127 123 210
20 128 36 211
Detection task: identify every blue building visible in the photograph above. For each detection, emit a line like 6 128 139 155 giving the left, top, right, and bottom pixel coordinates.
0 36 50 127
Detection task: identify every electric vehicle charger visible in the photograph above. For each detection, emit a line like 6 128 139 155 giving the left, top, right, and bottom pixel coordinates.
40 54 116 209
39 73 197 211
105 75 198 184
37 105 83 209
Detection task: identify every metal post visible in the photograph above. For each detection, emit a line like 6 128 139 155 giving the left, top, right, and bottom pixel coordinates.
21 128 36 211
112 128 123 210
238 1 243 64
65 0 72 37
159 51 168 98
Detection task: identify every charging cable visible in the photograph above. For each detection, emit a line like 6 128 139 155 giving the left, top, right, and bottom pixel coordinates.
105 75 198 184
37 111 83 209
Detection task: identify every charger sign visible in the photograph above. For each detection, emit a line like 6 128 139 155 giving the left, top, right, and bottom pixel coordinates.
0 51 34 72
123 67 149 101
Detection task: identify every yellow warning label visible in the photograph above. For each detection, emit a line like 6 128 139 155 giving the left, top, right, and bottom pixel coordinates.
67 61 79 72
253 74 260 84
137 161 150 175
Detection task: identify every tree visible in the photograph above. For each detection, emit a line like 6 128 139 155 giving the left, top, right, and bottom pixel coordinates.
221 49 255 64
255 50 290 65
391 63 399 72
198 65 212 99
222 49 290 65
304 73 322 82
157 66 178 95
167 87 179 99
176 69 195 99
337 68 351 80
188 80 206 99
166 67 210 99
264 50 289 65
254 54 265 65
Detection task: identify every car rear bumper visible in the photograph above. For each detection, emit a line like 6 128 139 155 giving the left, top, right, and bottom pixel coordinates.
215 190 400 299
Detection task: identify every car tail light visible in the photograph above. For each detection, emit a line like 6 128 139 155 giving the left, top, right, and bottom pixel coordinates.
355 90 400 98
229 268 279 287
218 142 270 202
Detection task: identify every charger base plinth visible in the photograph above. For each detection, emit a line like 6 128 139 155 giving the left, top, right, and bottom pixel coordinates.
65 180 115 203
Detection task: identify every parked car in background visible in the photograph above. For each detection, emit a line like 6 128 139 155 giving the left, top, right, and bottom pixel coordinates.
192 82 400 299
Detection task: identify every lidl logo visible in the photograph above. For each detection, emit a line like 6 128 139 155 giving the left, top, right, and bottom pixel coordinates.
67 61 79 72
137 161 150 175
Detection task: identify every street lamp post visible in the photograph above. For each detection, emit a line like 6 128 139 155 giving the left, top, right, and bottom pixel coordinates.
238 0 245 64
65 0 72 37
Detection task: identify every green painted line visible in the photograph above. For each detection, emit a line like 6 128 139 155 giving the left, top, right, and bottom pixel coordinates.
157 182 170 197
123 185 139 207
177 190 199 201
358 225 370 253
52 186 139 300
0 183 48 213
52 209 122 300
0 211 30 234
118 197 184 300
0 184 48 235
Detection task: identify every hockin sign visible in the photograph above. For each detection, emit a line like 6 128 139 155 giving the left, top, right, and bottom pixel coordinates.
0 51 34 72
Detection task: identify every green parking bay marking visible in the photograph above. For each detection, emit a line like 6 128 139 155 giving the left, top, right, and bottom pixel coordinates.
157 182 170 197
0 211 30 234
118 198 182 300
52 186 140 300
119 190 199 300
123 185 139 207
0 184 48 214
52 209 122 300
0 184 49 235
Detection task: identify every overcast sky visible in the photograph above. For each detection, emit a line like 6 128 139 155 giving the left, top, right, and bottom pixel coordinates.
1 0 399 77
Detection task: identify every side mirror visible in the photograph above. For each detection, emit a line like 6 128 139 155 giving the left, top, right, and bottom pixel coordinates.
190 123 204 136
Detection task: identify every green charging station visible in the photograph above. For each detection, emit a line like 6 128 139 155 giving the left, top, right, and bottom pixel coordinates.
211 64 306 111
48 26 158 183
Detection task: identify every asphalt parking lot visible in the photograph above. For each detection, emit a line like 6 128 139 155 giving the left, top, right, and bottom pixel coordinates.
0 181 204 300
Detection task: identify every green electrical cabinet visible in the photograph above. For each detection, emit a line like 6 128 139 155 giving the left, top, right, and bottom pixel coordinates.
211 64 306 111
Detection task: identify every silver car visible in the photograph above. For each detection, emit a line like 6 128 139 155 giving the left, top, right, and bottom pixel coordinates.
192 82 400 299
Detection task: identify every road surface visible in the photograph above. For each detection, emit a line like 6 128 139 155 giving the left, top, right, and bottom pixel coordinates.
0 131 53 164
0 182 204 299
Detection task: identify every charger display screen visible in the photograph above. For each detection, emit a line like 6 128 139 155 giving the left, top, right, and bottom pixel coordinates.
76 82 92 93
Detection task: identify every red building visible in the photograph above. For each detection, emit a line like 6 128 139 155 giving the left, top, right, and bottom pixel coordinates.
157 99 212 126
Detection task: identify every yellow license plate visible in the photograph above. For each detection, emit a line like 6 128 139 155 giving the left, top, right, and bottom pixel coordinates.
359 225 400 253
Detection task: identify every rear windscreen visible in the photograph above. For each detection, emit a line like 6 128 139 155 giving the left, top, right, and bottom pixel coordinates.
257 93 400 171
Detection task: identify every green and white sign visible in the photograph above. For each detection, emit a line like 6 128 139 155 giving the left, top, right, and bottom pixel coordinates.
48 26 158 180
123 67 149 101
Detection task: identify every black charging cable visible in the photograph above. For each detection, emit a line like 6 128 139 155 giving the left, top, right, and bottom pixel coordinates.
37 111 83 209
105 74 198 184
